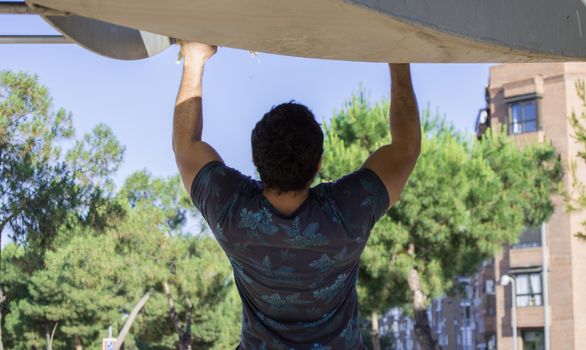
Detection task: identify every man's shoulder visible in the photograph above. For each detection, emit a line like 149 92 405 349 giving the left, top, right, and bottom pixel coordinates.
191 161 262 226
195 162 260 191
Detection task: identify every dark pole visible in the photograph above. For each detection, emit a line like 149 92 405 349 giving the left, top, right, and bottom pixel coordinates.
0 35 72 44
0 2 69 16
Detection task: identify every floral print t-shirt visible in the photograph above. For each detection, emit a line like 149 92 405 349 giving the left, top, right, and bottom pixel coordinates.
191 161 389 350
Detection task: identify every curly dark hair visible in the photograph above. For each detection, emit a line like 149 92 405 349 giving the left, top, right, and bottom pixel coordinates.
251 102 323 193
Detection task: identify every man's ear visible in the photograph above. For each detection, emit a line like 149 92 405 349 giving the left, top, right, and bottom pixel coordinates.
317 157 322 172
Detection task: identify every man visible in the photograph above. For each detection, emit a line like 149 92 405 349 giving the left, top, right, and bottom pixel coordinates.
173 41 420 349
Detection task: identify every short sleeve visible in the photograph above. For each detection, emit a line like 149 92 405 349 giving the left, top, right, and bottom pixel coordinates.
191 161 253 230
327 168 389 237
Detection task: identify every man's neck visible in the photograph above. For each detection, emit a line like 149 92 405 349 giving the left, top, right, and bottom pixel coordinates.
263 188 309 217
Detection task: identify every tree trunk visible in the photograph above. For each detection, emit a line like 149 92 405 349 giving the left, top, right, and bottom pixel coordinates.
113 292 151 350
407 267 442 350
50 322 58 349
370 310 381 350
0 214 13 350
0 213 15 253
183 297 193 350
74 335 82 350
46 322 58 350
0 288 4 350
0 215 11 246
163 281 191 350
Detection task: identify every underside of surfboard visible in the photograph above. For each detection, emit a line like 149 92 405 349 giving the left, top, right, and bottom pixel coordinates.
27 0 586 62
41 12 173 60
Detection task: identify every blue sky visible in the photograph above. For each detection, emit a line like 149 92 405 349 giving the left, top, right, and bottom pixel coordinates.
1 13 492 185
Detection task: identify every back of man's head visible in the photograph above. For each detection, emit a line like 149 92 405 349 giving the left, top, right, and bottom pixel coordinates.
251 102 323 193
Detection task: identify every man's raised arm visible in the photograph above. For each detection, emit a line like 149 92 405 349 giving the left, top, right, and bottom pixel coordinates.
173 41 223 192
363 63 421 208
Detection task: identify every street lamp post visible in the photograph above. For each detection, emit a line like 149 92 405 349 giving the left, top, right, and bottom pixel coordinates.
500 274 518 350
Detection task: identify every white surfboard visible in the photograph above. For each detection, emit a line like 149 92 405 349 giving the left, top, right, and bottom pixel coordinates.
28 0 586 62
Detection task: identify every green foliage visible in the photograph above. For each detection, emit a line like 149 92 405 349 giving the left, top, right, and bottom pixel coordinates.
0 71 125 257
0 71 73 159
66 123 125 189
0 71 92 349
3 176 241 349
131 234 239 349
1 71 240 349
0 70 76 251
119 170 192 231
318 91 561 316
564 79 586 240
4 233 124 349
318 92 386 183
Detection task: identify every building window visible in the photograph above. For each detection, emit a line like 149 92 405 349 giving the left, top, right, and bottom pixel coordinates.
475 108 489 135
461 304 472 327
522 329 545 350
515 272 543 307
485 280 495 294
462 305 472 320
487 333 496 350
508 99 538 135
439 333 448 347
461 326 473 348
512 226 542 249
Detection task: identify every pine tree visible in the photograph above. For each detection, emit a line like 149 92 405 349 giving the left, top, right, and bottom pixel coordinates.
318 91 561 349
0 71 124 350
